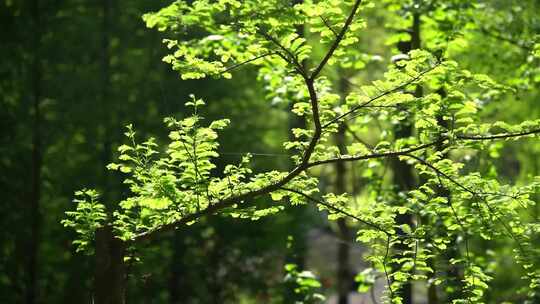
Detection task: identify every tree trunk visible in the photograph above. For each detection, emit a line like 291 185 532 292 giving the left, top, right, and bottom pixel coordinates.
426 243 438 304
94 226 126 304
391 129 414 304
284 0 308 270
444 237 463 302
336 218 351 304
423 90 449 304
335 79 351 304
286 98 308 268
94 3 125 302
391 12 421 304
101 0 113 200
26 0 42 302
169 232 189 304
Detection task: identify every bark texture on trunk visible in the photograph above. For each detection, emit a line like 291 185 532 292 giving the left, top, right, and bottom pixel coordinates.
94 226 126 304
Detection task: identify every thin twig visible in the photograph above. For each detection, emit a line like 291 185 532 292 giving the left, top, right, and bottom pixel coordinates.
322 62 441 129
343 123 375 150
319 15 339 37
457 128 540 141
383 235 394 299
306 140 441 168
310 0 364 79
405 154 528 256
257 30 307 78
279 186 389 234
221 52 276 74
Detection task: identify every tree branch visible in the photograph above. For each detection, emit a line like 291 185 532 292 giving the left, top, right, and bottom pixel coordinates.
257 30 308 78
306 140 441 168
343 123 374 150
321 62 441 129
456 128 540 141
310 0 363 80
130 122 540 243
319 15 339 38
221 52 276 74
279 187 389 235
132 34 324 245
404 153 527 255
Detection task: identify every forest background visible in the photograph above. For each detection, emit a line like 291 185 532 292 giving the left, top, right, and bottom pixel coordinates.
1 0 540 304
